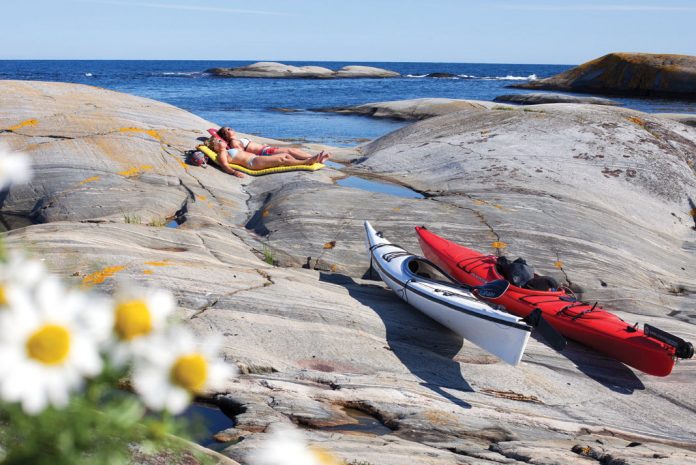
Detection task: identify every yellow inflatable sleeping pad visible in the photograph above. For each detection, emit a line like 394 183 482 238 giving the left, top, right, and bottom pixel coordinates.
198 145 324 176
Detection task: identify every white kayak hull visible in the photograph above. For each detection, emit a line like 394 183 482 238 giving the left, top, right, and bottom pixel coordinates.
365 221 531 366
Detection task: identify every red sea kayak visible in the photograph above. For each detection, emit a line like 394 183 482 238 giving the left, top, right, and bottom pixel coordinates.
415 226 693 376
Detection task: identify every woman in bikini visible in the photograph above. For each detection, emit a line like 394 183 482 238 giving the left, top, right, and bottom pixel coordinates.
217 127 328 162
205 137 329 178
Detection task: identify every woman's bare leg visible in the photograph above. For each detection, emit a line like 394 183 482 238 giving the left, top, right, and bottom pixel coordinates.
249 152 326 170
268 147 331 161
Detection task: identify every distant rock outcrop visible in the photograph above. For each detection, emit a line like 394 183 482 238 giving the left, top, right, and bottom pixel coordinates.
494 92 619 106
313 98 497 120
513 52 696 98
426 72 458 78
207 62 399 79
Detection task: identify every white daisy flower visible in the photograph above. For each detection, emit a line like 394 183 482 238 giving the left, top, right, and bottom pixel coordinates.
249 423 345 465
132 327 236 414
107 287 175 366
0 277 105 415
0 143 32 190
0 252 46 311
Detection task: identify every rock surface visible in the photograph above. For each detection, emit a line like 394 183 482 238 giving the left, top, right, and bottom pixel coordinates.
655 113 696 128
2 81 696 465
206 62 399 79
493 92 619 106
314 98 498 120
513 52 696 98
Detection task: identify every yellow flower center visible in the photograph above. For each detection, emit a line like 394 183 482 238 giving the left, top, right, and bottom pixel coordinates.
26 324 71 365
309 446 345 465
0 285 8 307
114 299 152 340
170 353 208 393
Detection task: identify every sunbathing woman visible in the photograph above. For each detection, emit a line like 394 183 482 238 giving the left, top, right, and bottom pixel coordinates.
205 137 329 177
217 127 327 161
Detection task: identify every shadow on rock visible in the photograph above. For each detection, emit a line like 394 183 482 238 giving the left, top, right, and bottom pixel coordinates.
553 337 645 394
319 272 473 409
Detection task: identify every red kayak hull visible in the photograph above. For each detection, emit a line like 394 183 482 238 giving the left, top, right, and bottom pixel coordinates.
415 226 677 376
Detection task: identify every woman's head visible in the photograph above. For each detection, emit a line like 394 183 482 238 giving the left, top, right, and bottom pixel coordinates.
206 136 227 152
218 127 236 144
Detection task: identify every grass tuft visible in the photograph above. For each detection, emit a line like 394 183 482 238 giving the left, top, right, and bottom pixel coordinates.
123 213 142 224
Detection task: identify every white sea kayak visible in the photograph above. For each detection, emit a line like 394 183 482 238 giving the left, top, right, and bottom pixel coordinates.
364 220 532 366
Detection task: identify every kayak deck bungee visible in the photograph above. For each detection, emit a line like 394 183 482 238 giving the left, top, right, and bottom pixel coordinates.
415 226 694 377
365 221 532 366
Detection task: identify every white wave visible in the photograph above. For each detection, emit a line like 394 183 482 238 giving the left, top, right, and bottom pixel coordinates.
494 74 537 81
84 73 93 77
405 74 427 78
159 71 203 77
457 74 477 79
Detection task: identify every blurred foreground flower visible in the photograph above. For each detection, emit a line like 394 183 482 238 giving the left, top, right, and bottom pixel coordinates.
0 143 32 190
133 327 236 414
0 251 46 308
108 287 176 366
0 277 107 414
249 423 345 465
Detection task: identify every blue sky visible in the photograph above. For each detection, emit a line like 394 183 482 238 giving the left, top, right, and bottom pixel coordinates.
3 0 695 63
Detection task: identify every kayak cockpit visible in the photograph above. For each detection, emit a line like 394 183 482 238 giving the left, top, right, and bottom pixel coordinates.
404 256 459 286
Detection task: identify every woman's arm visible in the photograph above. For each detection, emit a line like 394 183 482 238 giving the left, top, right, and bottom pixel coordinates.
216 148 246 178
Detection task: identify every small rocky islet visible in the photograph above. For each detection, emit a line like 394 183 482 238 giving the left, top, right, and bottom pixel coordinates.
1 55 696 465
206 61 400 79
512 52 696 99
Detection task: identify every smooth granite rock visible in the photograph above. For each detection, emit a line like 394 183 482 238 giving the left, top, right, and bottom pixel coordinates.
314 98 498 120
206 62 398 79
2 81 696 465
654 113 696 128
334 65 400 78
513 52 696 98
493 92 619 106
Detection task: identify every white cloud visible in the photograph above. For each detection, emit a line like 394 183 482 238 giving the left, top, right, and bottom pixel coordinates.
496 3 696 12
76 0 291 16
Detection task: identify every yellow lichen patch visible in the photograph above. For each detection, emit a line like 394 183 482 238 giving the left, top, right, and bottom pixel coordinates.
690 208 696 218
473 199 486 206
491 241 508 250
323 241 336 249
6 119 38 131
493 204 504 209
118 165 153 177
118 127 162 141
144 260 172 267
82 265 126 286
196 195 207 201
330 264 338 272
627 116 647 128
142 269 154 275
177 159 188 170
553 261 564 268
392 207 401 212
262 209 270 217
78 175 100 185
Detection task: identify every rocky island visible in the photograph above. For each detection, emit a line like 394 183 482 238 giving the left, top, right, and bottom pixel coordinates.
1 80 696 465
513 52 696 99
206 61 400 79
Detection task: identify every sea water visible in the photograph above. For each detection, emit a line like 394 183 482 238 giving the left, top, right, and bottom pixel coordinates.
2 60 695 146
